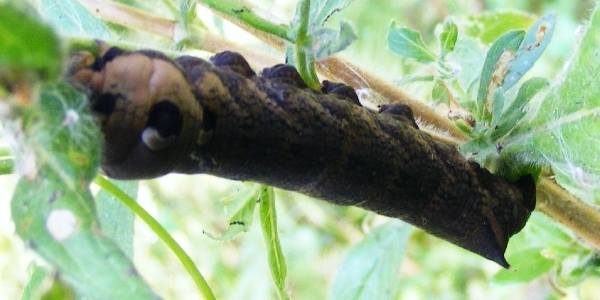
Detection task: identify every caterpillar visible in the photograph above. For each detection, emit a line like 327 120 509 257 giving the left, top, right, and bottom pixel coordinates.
70 45 536 268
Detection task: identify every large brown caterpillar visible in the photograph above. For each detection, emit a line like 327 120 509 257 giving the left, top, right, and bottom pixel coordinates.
71 46 536 268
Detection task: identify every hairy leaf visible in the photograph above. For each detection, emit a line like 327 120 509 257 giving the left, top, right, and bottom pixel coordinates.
10 83 158 299
505 7 600 194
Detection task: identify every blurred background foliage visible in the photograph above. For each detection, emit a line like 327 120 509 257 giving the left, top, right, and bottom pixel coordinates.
1 0 600 299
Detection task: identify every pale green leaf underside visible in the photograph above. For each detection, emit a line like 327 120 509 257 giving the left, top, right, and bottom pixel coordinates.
259 186 290 300
205 183 260 241
330 220 411 300
388 23 436 62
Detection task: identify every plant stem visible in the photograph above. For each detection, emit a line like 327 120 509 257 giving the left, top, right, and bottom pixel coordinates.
196 2 470 143
196 0 291 42
536 177 600 249
291 0 320 89
94 176 217 300
316 57 470 143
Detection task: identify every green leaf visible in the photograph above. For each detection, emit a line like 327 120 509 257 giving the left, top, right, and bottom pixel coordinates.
490 77 549 141
500 13 556 93
492 248 554 284
259 186 290 300
309 0 357 29
465 11 536 44
444 35 487 95
40 278 76 300
490 89 505 130
526 213 577 256
0 2 61 80
388 23 437 63
558 255 600 287
312 21 358 60
476 30 524 120
205 183 260 241
330 220 411 300
40 0 112 38
12 179 158 299
439 20 458 57
1 158 14 175
504 7 600 190
21 262 53 300
95 179 138 258
431 80 450 103
10 83 158 299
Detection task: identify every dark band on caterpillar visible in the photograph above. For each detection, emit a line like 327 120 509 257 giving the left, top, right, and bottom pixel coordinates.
70 45 536 268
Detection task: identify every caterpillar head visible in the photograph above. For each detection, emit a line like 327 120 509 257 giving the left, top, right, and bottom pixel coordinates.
71 47 203 179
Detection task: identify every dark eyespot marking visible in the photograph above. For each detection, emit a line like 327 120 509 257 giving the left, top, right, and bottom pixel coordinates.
321 80 361 106
211 51 256 78
146 100 183 138
379 104 419 129
91 93 117 116
261 64 308 88
142 101 183 151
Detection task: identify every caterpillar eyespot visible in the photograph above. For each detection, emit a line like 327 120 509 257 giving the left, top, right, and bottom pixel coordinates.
70 45 536 268
142 100 183 151
72 47 202 178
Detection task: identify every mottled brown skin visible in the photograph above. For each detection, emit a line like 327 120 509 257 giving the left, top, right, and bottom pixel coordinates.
71 47 535 268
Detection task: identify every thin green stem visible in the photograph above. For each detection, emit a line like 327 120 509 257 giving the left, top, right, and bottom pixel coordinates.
94 175 216 300
294 0 310 37
196 0 291 42
292 0 320 89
